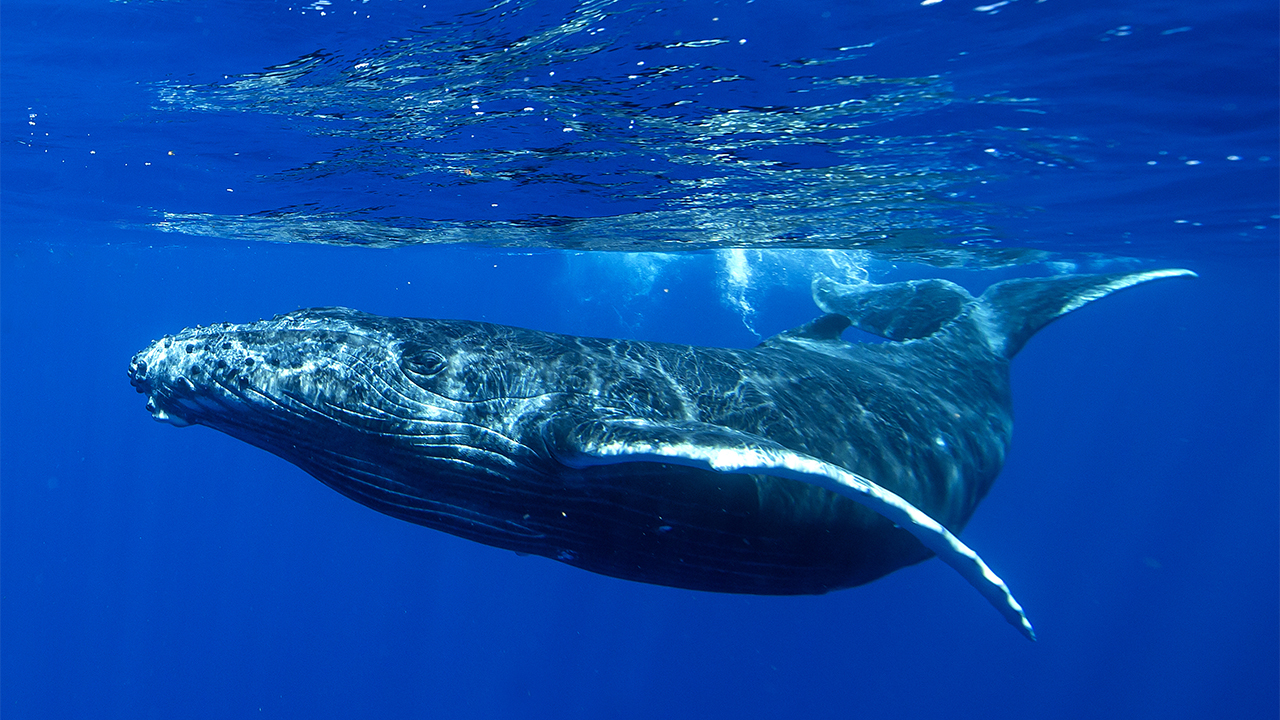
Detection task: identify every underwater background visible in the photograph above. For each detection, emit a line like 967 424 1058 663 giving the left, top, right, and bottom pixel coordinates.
3 0 1277 717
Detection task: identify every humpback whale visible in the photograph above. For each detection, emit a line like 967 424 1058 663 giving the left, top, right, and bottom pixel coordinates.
128 269 1192 639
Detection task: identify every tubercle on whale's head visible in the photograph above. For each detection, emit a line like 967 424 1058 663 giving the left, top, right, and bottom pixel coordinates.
125 308 469 440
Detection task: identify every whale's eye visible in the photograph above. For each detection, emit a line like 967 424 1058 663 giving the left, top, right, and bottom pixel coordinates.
400 343 446 383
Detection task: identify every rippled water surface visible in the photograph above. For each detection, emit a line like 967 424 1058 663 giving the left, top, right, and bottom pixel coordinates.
7 0 1275 263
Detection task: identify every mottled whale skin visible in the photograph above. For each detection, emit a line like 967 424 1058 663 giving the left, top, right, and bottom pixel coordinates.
128 269 1192 639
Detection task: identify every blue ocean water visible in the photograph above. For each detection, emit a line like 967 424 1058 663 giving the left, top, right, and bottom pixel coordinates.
2 0 1276 718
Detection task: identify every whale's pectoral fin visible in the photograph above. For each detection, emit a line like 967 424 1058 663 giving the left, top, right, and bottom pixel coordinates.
979 268 1197 358
546 416 1036 641
807 268 1196 354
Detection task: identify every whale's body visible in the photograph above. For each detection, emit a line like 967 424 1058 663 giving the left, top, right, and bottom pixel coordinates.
128 269 1192 638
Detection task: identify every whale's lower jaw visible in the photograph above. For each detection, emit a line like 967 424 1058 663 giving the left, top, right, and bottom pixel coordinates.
149 407 192 427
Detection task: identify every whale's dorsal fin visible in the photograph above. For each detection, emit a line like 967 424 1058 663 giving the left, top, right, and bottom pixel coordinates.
761 313 852 346
811 276 974 341
545 415 1036 641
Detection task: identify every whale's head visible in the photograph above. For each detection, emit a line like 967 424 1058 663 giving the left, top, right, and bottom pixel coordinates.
128 308 559 499
130 308 426 429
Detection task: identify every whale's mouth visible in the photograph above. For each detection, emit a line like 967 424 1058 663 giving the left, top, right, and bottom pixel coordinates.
147 402 194 427
128 354 195 427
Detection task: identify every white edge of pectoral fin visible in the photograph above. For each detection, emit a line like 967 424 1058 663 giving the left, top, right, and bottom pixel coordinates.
560 419 1036 641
